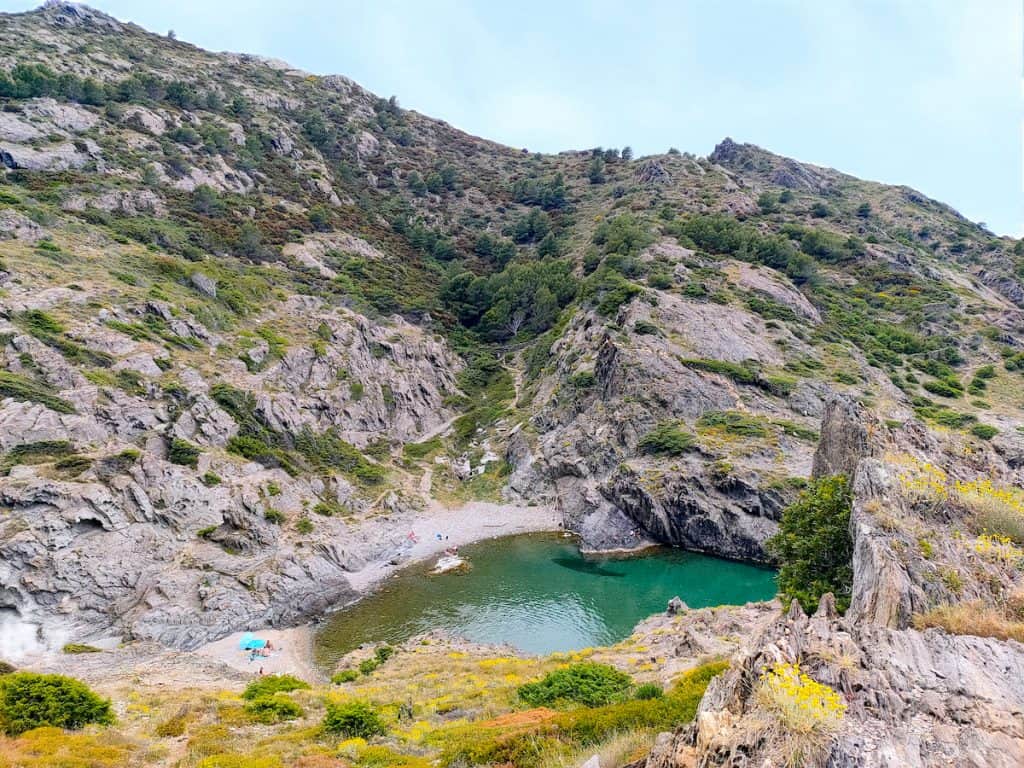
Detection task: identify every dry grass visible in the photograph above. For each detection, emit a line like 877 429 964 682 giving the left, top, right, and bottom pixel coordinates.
912 601 1024 643
536 728 654 768
0 727 140 768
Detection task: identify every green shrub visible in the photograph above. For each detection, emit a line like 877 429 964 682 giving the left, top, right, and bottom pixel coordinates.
680 358 758 386
556 661 727 746
679 358 793 397
923 378 963 398
0 672 113 736
638 422 695 456
322 700 386 738
970 423 999 440
634 683 663 700
974 364 996 380
403 436 442 460
568 370 597 389
772 419 818 441
264 509 284 525
518 663 632 708
358 658 380 676
0 371 76 413
767 474 853 613
241 674 309 701
374 645 395 664
168 438 201 468
61 643 101 655
331 669 359 684
696 410 769 438
202 472 222 486
54 454 91 476
313 500 343 517
243 694 303 723
746 295 797 322
3 440 75 467
295 516 314 534
633 320 661 335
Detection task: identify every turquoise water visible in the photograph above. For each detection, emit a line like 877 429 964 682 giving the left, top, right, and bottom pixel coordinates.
314 533 776 668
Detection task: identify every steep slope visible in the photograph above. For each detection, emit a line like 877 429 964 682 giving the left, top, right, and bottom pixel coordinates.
0 0 1022 669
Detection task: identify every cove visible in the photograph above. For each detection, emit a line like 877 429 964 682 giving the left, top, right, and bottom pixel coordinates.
314 533 776 669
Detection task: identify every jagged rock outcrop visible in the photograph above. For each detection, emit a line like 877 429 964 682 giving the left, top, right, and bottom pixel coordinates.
639 398 1024 767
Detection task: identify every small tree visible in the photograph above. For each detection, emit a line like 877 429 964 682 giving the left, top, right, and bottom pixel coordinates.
621 146 634 161
757 192 780 214
192 184 220 215
766 474 853 613
588 156 606 185
236 222 263 259
308 204 331 231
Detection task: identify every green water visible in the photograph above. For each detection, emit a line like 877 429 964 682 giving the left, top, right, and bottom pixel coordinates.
314 533 776 669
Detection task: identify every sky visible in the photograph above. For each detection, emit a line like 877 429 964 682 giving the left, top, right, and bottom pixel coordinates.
3 1 1022 235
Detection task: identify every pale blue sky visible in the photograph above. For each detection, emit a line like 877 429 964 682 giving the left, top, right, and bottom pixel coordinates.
4 1 1022 234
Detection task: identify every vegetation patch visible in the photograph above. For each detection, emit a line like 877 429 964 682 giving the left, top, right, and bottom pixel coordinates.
241 675 309 700
243 694 303 724
913 601 1024 643
638 422 696 456
679 358 795 397
61 643 102 655
696 410 769 439
0 672 113 736
0 371 76 414
517 663 632 708
322 700 386 738
754 662 847 767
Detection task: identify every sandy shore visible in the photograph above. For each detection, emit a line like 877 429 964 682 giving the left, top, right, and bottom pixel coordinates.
195 625 317 680
195 501 560 679
345 500 561 591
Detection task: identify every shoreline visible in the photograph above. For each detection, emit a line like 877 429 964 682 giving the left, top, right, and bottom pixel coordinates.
196 500 562 679
345 500 562 592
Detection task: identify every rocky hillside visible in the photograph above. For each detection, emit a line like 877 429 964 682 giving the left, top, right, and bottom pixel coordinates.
0 8 1023 765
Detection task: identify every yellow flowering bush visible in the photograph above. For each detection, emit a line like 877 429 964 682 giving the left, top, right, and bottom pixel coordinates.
891 454 1024 544
891 454 948 505
755 663 846 767
972 534 1024 566
954 479 1024 544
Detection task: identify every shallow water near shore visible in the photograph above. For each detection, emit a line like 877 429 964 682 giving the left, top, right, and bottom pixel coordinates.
314 533 776 670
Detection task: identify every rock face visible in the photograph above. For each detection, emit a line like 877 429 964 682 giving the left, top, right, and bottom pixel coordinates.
506 245 860 559
0 293 462 652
